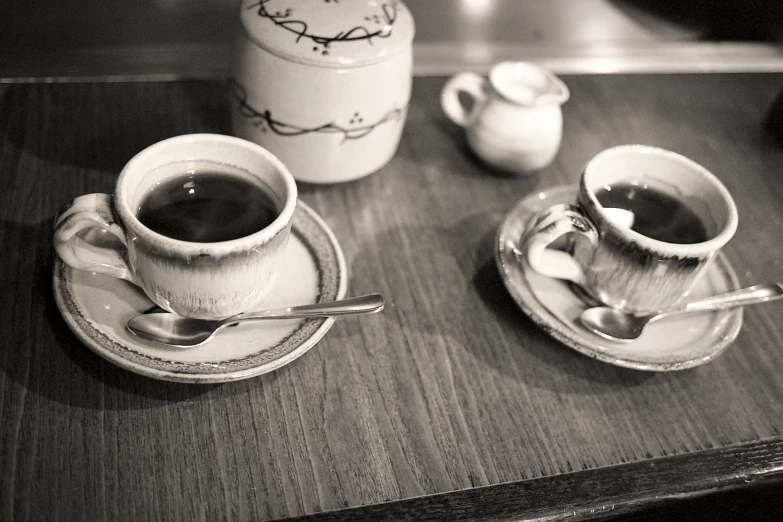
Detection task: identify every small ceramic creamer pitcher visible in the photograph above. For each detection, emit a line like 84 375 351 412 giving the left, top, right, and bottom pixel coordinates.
441 61 569 174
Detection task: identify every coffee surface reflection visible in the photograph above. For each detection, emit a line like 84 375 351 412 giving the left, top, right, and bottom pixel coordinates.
595 182 709 244
137 172 278 243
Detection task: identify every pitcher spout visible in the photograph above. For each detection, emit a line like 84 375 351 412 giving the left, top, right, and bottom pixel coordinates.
490 61 569 106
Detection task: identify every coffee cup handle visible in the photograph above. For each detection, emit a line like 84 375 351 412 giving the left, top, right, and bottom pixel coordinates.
54 194 135 282
441 72 487 127
521 203 598 285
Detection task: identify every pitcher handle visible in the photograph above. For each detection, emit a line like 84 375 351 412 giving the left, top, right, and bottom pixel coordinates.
440 72 487 127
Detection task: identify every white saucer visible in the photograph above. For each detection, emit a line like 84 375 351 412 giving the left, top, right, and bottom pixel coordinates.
53 201 347 383
495 186 743 372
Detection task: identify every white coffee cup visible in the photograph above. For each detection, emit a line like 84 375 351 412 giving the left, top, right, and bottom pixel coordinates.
54 134 297 320
522 145 738 313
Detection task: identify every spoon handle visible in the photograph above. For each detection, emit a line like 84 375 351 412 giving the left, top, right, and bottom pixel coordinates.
224 294 385 324
677 283 783 314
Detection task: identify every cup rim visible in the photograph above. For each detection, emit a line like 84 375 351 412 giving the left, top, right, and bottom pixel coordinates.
114 133 298 254
581 144 738 256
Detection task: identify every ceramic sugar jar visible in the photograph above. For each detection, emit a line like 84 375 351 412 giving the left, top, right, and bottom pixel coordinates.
230 0 415 184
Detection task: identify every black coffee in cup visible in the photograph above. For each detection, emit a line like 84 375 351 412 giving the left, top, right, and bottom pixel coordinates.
595 182 709 244
137 171 278 242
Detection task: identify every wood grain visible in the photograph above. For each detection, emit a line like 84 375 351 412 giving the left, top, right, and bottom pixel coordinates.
282 438 783 521
1 74 783 520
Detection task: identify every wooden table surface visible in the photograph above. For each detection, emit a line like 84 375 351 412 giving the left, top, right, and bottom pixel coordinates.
1 74 783 521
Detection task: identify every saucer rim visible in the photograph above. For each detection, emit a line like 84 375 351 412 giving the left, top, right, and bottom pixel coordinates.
53 200 347 383
495 185 743 372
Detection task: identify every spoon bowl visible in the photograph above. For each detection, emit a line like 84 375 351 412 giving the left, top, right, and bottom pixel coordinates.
127 294 385 347
579 283 783 342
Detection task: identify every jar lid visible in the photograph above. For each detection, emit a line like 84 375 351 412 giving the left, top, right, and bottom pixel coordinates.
239 0 415 68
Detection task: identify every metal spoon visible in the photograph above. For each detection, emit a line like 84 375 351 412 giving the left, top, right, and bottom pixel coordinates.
127 294 385 347
579 283 783 342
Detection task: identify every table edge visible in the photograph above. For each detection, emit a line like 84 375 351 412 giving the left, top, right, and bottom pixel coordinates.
280 436 783 521
1 41 783 83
